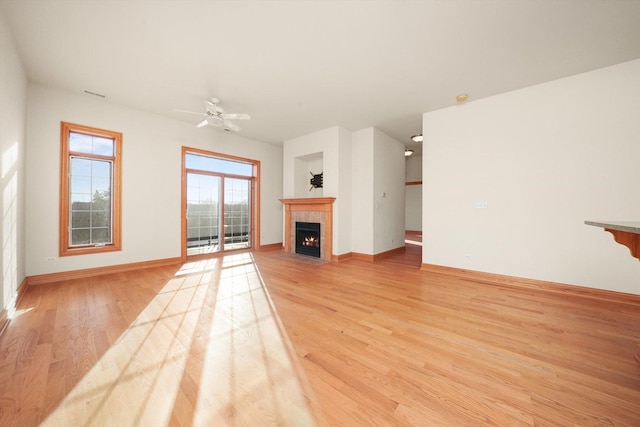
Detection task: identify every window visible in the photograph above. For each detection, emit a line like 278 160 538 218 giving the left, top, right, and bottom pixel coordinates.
59 122 122 256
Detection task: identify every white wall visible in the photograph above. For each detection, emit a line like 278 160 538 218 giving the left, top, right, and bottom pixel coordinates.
0 12 27 311
284 127 337 197
336 126 353 254
405 153 422 231
405 185 422 231
372 129 405 254
351 128 374 254
405 154 422 182
422 59 640 294
284 126 404 257
350 128 405 255
26 84 283 276
283 126 352 255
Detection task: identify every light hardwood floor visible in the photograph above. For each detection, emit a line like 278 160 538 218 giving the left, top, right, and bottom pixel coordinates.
1 243 639 426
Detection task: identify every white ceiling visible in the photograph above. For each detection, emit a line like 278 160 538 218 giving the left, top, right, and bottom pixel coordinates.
2 0 640 149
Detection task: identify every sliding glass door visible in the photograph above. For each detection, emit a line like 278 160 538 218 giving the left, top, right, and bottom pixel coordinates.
223 177 251 250
183 149 256 258
186 173 222 255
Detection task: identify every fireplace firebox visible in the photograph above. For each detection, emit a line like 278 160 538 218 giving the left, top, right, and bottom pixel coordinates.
295 222 321 258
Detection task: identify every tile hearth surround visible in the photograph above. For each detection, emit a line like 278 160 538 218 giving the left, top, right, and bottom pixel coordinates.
279 198 335 261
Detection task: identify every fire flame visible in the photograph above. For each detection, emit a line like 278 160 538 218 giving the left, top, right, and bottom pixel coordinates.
303 236 318 247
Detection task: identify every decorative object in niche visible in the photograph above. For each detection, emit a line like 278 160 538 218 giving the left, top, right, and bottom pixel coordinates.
309 171 323 191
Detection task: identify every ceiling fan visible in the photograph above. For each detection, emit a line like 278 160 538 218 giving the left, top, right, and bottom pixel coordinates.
175 98 251 132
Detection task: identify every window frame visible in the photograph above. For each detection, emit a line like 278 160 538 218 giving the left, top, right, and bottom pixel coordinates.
59 122 122 256
181 146 260 261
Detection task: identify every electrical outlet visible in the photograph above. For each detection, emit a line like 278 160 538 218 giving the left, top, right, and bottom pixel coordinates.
45 257 56 262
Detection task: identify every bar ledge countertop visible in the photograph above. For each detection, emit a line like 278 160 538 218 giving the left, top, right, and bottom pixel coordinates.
585 221 640 234
585 220 640 364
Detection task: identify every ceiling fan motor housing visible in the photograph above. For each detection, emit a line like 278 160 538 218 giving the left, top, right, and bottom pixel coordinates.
176 97 250 131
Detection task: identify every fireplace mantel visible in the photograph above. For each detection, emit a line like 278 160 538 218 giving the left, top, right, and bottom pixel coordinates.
280 197 335 260
279 197 336 206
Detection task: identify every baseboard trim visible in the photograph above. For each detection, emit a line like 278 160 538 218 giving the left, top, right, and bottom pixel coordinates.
332 252 352 262
351 252 374 262
0 278 29 337
342 246 406 263
0 309 7 338
258 242 283 251
27 257 182 286
421 263 640 304
374 246 406 261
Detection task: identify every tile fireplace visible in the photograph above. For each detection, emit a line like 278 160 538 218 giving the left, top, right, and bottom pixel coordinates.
279 197 335 261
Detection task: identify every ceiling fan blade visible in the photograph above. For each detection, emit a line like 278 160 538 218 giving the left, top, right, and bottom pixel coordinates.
220 113 251 120
178 98 247 132
224 120 241 132
174 109 207 116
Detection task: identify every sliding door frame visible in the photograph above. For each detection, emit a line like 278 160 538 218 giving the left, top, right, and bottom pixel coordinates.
181 146 261 262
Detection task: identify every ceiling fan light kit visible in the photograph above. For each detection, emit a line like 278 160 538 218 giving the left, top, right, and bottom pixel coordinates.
175 97 250 132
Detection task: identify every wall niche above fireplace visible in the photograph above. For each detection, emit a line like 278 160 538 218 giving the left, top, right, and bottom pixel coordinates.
294 152 323 197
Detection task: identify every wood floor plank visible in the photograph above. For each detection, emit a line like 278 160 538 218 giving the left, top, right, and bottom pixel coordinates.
253 247 640 426
0 245 639 426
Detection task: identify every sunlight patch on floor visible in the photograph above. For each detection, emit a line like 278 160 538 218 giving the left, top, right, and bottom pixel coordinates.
8 307 33 319
192 252 314 426
41 252 314 426
404 239 423 246
41 271 206 426
175 257 221 276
